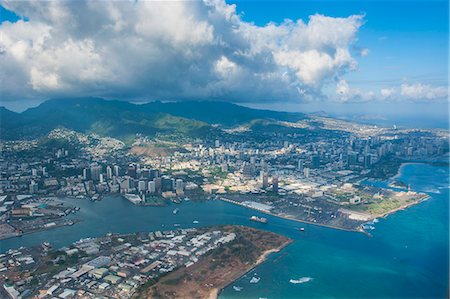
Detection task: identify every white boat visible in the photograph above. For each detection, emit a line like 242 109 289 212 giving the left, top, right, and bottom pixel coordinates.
193 220 199 224
289 277 313 284
250 276 260 283
250 215 267 223
233 286 243 291
173 208 179 215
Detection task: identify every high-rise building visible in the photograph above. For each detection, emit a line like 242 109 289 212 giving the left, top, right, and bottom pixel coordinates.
83 168 89 180
127 164 137 178
242 162 254 178
113 165 120 177
150 169 160 180
312 155 320 169
297 160 304 172
106 166 112 180
154 177 162 193
148 181 156 193
138 180 147 192
175 179 184 192
120 177 131 192
261 171 269 189
272 176 279 193
364 155 372 168
303 167 310 178
29 180 38 193
90 165 102 181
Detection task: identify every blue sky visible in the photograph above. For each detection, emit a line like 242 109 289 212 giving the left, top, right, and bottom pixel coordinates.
231 0 449 126
0 1 448 127
230 0 448 89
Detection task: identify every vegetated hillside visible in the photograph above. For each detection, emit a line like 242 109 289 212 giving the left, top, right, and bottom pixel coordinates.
142 100 306 126
0 98 214 140
0 98 308 141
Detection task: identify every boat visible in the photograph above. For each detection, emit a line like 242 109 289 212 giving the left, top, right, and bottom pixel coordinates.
250 276 260 283
233 286 243 291
289 277 312 284
173 208 179 215
193 220 199 224
250 216 267 224
299 227 305 232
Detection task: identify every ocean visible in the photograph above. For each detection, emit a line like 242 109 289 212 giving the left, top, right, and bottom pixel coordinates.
0 163 448 298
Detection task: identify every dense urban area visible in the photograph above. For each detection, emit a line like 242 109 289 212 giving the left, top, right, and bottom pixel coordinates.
0 100 448 298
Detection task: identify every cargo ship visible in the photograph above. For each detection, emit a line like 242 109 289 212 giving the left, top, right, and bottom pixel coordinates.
250 215 268 223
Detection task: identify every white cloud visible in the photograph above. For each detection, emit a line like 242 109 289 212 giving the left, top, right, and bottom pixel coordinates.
0 0 365 103
335 79 374 102
335 81 448 103
380 88 395 99
400 83 448 100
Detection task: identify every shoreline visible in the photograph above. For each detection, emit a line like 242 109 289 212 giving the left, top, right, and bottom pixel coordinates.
218 197 369 235
374 194 430 220
391 162 417 180
213 238 293 299
0 219 82 241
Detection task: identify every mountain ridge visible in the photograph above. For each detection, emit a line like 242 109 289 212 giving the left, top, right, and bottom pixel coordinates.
0 98 306 141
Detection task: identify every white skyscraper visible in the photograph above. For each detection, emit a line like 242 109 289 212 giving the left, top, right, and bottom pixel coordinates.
106 166 112 180
303 167 310 178
138 180 147 192
148 181 156 193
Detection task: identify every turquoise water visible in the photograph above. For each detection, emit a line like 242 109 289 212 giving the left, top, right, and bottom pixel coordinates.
0 163 448 298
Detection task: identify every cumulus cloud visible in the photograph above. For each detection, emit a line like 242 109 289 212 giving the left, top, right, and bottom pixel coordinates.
400 83 448 100
380 88 395 99
335 81 448 103
335 79 374 102
0 0 365 103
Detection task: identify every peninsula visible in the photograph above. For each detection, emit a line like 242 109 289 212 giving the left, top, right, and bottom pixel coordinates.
0 226 290 299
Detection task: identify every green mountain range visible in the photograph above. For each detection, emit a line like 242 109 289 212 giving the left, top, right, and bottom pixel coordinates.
0 98 306 140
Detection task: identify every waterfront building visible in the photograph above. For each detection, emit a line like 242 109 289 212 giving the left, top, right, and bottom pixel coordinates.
148 181 156 193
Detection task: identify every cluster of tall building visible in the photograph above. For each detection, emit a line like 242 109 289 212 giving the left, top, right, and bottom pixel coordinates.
81 163 185 198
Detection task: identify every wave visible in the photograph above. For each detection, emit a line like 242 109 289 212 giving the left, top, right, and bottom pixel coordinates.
290 277 313 284
422 188 440 194
362 224 376 230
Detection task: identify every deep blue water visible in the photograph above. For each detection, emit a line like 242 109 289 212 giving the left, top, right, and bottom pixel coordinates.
0 163 448 298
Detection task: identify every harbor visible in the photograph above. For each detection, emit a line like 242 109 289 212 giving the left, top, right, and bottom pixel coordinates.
0 163 448 299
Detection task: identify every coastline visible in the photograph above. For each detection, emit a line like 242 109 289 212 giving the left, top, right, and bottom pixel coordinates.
219 197 367 235
391 162 416 180
0 219 82 241
213 238 293 299
375 194 430 220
